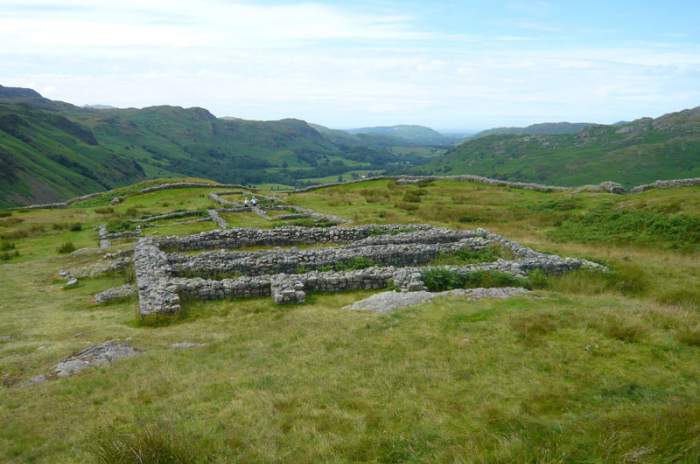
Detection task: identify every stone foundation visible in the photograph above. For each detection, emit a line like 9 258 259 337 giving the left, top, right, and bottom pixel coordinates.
130 224 603 317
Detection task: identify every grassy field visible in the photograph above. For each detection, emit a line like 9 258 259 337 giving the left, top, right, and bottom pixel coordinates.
1 178 699 463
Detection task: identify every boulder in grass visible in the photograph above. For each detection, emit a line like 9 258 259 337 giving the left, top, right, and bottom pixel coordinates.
53 341 139 378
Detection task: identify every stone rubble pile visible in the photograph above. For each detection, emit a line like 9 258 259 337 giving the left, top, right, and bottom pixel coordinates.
94 284 135 304
69 255 131 278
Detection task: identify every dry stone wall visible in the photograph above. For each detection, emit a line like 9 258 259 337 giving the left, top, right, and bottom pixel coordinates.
15 174 700 211
139 182 247 194
630 177 700 193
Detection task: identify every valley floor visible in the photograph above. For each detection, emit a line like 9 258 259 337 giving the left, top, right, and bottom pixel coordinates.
1 179 699 463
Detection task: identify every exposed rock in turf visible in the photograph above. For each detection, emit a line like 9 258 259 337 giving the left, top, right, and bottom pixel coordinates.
346 287 529 313
70 247 103 256
53 341 139 378
171 342 206 349
25 374 48 386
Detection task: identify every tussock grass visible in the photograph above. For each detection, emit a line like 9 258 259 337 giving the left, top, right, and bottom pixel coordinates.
422 269 526 292
0 216 23 227
676 326 700 347
56 242 76 254
430 244 514 266
90 422 209 464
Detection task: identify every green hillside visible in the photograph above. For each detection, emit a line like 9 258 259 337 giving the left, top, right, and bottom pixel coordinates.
0 86 410 207
472 122 593 139
420 107 700 186
0 102 146 207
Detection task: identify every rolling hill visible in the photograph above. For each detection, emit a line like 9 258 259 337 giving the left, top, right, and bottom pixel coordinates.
419 107 700 187
471 122 593 139
347 124 456 146
0 86 410 207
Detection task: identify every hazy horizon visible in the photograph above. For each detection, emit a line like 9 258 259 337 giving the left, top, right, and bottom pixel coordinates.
2 0 700 130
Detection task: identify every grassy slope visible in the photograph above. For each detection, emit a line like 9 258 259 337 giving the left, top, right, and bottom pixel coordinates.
0 179 699 462
0 103 146 207
0 92 406 206
422 107 700 187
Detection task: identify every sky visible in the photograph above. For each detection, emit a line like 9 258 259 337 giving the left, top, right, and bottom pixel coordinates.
2 0 700 130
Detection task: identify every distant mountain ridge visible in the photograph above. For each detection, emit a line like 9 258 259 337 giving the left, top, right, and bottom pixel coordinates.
419 106 700 187
472 122 594 139
347 124 456 146
0 84 43 99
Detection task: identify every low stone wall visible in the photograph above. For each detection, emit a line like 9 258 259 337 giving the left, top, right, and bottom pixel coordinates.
134 239 181 316
98 224 111 249
155 224 432 251
98 224 141 248
15 191 104 210
136 210 206 223
207 209 228 229
295 175 572 193
296 175 700 195
168 238 480 277
208 191 241 207
139 182 248 194
630 177 700 193
170 251 599 306
14 174 700 212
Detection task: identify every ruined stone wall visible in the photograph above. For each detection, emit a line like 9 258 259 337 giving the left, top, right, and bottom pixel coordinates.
136 210 206 223
155 224 432 251
168 239 476 277
139 182 248 194
295 175 572 193
134 239 181 316
127 224 604 316
207 209 228 229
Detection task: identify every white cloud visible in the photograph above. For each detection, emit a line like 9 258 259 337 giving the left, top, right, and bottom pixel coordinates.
1 0 699 129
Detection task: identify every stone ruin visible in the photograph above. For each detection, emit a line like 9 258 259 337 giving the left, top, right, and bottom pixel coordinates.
130 224 604 318
93 190 345 251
